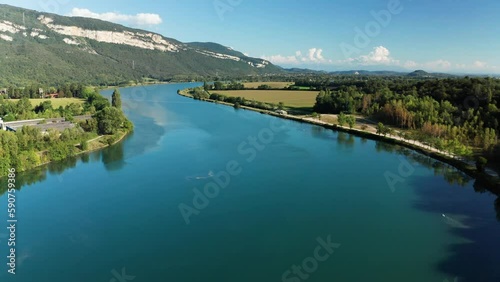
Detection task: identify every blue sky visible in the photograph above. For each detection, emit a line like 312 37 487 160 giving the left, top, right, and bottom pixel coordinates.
4 0 500 74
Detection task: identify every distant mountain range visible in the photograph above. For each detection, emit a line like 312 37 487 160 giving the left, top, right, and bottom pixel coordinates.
283 68 464 78
0 4 282 85
0 4 493 86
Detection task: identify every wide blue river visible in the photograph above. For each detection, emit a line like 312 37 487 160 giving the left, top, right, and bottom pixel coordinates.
1 83 499 282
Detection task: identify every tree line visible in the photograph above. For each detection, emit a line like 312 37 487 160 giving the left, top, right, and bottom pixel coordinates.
313 77 499 157
2 83 92 99
0 88 132 176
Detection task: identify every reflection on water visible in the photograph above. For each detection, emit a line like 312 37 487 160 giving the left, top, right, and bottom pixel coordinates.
496 197 500 222
412 174 500 281
337 131 355 148
102 137 126 171
375 141 397 154
374 141 500 225
375 141 472 187
47 155 77 175
0 137 126 196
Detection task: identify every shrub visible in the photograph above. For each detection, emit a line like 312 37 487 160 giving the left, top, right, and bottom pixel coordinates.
476 157 488 172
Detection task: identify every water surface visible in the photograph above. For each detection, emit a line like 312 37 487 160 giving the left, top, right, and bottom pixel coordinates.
1 83 499 282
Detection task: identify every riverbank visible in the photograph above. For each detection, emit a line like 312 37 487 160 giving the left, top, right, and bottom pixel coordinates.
178 88 500 193
99 81 172 90
36 129 131 168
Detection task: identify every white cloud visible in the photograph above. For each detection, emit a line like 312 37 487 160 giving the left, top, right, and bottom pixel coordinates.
423 59 452 70
262 45 499 74
261 54 299 64
262 47 328 65
473 61 487 68
403 59 498 73
308 48 325 62
68 8 163 26
468 61 498 73
400 59 452 71
403 60 418 69
342 46 399 65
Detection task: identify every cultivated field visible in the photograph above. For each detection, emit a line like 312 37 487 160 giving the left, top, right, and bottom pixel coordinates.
243 81 294 89
215 90 318 109
11 98 85 108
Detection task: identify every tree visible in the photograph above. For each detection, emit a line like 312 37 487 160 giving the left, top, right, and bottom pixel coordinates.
338 112 347 127
94 107 124 135
214 81 223 90
346 115 356 129
34 100 53 114
16 97 32 116
111 89 122 109
376 122 385 135
203 81 211 91
311 112 321 119
476 157 488 173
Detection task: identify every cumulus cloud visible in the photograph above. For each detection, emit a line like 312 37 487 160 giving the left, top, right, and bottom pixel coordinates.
261 54 299 64
423 59 452 70
262 47 329 65
400 59 452 71
403 59 498 73
403 60 418 69
473 61 487 68
68 8 163 26
308 48 324 62
342 46 399 65
468 61 498 72
263 45 498 74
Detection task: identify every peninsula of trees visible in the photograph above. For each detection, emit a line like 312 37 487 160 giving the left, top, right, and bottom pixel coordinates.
0 87 133 176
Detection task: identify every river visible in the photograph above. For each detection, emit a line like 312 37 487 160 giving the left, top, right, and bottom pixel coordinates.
1 83 499 282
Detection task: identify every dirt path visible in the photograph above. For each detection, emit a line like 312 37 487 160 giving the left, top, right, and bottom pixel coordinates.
301 115 499 177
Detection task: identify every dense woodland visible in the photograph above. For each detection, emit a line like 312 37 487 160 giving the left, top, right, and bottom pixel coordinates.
311 76 500 158
0 88 132 176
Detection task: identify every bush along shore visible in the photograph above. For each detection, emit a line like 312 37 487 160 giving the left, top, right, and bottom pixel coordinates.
0 88 133 177
178 87 500 194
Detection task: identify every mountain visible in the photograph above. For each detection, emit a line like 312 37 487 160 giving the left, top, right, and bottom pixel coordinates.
283 68 457 77
407 70 430 77
0 4 282 86
330 70 406 76
283 68 328 74
407 69 457 78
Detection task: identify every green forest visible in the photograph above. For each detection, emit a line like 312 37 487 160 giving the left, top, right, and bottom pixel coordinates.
311 76 499 162
0 88 132 176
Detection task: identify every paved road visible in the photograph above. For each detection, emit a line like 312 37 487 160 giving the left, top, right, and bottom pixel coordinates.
3 115 90 132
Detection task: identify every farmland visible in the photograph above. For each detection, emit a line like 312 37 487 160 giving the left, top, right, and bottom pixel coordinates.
10 98 85 108
242 81 294 89
214 90 318 109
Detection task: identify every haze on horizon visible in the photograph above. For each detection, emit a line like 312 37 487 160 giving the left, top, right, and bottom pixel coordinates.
4 0 500 75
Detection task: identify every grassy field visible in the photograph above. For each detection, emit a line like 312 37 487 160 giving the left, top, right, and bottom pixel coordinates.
243 81 294 89
215 90 318 109
11 98 85 108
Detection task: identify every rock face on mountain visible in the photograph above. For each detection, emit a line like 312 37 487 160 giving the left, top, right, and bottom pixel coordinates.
0 4 281 85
